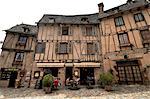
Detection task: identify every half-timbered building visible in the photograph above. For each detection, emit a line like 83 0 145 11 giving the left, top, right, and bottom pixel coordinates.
0 24 37 87
99 0 150 84
35 14 102 85
0 0 150 87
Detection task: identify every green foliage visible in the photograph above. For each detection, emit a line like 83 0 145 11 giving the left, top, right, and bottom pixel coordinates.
42 74 53 87
99 72 114 86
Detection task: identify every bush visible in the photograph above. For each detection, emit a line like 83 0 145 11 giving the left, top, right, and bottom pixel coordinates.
99 72 114 86
42 74 53 88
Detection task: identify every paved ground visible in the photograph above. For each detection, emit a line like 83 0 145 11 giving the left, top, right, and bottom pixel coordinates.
0 85 150 99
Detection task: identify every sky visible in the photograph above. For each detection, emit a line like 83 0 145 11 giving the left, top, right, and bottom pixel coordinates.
0 0 127 51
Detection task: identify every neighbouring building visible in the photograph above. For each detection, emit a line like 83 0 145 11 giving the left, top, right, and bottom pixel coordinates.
0 0 150 88
99 0 150 84
0 24 37 87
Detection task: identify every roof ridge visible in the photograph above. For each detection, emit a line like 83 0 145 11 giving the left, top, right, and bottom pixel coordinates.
44 13 98 17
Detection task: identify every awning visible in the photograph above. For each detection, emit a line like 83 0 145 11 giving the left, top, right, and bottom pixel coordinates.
36 62 101 68
74 63 101 67
65 63 74 67
37 63 65 67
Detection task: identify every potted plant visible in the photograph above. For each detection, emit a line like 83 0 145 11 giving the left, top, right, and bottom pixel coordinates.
99 72 114 91
42 74 53 94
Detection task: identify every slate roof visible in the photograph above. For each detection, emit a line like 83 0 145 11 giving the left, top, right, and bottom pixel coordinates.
38 13 99 24
99 0 149 19
5 24 37 35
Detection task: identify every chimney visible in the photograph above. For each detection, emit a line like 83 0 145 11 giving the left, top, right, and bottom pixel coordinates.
98 3 104 14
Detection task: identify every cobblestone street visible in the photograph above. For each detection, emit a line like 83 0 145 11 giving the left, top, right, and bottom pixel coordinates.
0 85 150 99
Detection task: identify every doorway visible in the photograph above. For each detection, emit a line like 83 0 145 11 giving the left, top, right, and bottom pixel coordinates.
44 68 58 77
80 67 95 85
8 71 18 87
116 60 143 84
65 67 73 80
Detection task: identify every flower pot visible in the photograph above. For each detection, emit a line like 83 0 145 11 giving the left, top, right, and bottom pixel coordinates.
105 85 112 91
44 87 52 94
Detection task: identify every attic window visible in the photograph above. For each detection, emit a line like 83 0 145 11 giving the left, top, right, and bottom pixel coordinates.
49 18 55 23
23 27 29 32
81 18 88 22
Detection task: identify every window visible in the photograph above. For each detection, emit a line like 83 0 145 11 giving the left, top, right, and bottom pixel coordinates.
134 13 145 22
62 26 69 35
0 69 11 80
86 27 95 36
23 27 29 32
15 52 24 62
18 36 27 44
56 42 72 54
140 29 150 43
115 16 125 27
36 42 45 53
87 43 98 54
49 18 55 23
81 17 88 22
118 33 130 45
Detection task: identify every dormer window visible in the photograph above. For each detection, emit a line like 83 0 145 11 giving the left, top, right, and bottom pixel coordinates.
81 17 88 22
49 18 55 23
23 27 29 32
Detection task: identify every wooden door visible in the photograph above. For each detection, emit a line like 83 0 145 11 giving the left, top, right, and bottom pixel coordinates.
117 60 143 84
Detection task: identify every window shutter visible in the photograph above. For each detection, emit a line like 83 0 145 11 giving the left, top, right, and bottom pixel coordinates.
69 26 73 36
55 42 59 53
21 53 24 61
81 26 86 36
58 25 62 36
94 42 98 53
42 42 46 53
68 42 72 53
92 26 96 36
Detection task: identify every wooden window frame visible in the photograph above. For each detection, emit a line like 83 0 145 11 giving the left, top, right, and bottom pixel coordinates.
134 13 145 22
140 29 150 44
56 42 72 54
87 42 98 55
118 33 130 46
36 42 46 53
17 36 27 45
62 26 69 35
14 52 24 62
85 26 95 36
114 16 125 27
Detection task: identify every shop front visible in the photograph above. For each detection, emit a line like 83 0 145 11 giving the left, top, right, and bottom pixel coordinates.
0 68 18 87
